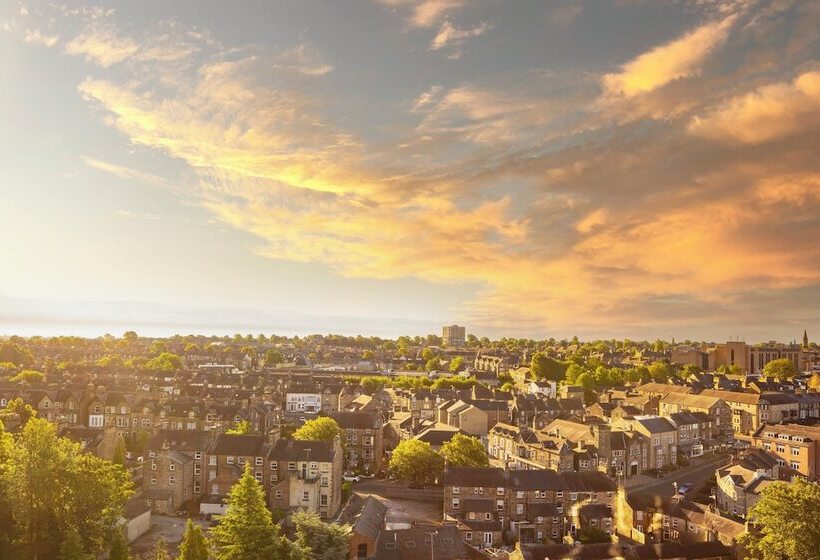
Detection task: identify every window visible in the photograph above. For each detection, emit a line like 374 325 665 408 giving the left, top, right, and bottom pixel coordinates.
321 494 328 506
791 461 800 470
485 513 492 520
452 498 460 509
169 475 175 486
357 543 368 559
169 463 175 471
227 456 235 464
303 491 309 501
497 487 504 495
465 532 473 541
151 461 157 471
496 500 504 510
194 464 201 476
556 491 563 498
288 462 296 471
275 490 282 499
255 472 262 482
194 452 202 460
256 457 263 466
151 476 156 485
452 486 460 494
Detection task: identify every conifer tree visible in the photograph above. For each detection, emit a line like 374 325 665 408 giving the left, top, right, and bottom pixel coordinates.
108 529 132 560
210 465 285 560
179 518 209 560
59 526 93 560
150 538 171 560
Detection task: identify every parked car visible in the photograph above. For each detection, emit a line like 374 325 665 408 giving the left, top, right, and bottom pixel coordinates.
343 472 360 482
677 482 693 495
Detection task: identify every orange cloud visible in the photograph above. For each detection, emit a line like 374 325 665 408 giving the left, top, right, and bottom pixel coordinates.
688 70 820 143
602 15 735 98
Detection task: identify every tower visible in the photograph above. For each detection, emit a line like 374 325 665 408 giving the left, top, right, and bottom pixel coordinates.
804 329 810 349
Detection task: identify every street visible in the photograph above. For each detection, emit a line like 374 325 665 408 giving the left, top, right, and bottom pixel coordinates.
629 455 730 498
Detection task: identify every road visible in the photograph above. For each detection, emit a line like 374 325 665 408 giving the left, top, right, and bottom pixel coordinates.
630 455 730 498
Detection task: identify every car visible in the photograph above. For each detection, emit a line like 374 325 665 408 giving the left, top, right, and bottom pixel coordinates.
343 472 360 482
677 482 693 495
360 472 375 479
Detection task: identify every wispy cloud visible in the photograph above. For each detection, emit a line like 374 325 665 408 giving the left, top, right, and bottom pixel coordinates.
430 21 492 57
377 0 467 28
83 156 172 189
24 28 58 47
272 43 334 76
602 15 736 99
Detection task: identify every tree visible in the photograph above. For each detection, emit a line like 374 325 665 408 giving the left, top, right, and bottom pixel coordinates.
149 538 171 560
143 352 183 372
440 434 489 467
648 361 673 383
530 353 567 381
741 478 820 560
293 417 341 442
575 372 595 390
449 356 465 374
564 363 586 385
762 358 798 380
0 418 133 558
292 509 350 560
178 519 209 560
108 529 131 560
576 527 611 544
112 437 126 465
389 440 443 486
210 466 288 560
425 357 441 372
226 420 252 435
59 526 93 560
8 370 45 384
264 349 284 367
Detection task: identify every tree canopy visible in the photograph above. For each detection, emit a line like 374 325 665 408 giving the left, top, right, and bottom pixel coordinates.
292 510 350 560
742 478 820 560
440 434 489 468
0 418 133 559
178 519 209 560
761 358 799 380
293 417 341 442
389 439 443 486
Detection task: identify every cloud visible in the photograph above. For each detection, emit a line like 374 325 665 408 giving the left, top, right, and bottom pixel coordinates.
377 0 467 28
65 25 138 66
688 70 820 143
272 43 334 76
602 15 736 99
83 156 172 189
24 28 58 47
430 21 491 56
50 2 820 338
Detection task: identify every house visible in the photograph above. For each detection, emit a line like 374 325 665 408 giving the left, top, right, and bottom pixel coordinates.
658 394 732 441
529 381 557 398
375 524 478 560
745 423 820 480
613 416 677 470
715 449 786 518
120 496 152 542
330 410 384 474
146 429 213 513
268 437 344 518
340 494 387 560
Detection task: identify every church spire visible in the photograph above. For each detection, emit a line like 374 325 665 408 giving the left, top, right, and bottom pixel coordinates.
804 329 809 349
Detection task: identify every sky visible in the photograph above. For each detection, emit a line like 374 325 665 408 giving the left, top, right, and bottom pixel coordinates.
0 0 818 341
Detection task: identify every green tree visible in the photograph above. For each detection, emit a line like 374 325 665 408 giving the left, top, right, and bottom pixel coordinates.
178 519 209 560
440 434 489 467
530 353 567 381
761 358 799 380
0 418 133 558
449 356 466 373
575 372 595 390
210 466 289 560
8 370 45 384
292 509 350 560
648 361 673 383
143 352 183 372
425 357 441 372
741 478 820 560
576 527 611 544
226 420 252 435
389 440 443 486
264 349 284 367
59 526 93 560
149 538 171 560
108 529 131 560
293 417 341 442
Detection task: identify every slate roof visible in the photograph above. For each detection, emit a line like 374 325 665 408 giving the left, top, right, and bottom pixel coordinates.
270 438 336 462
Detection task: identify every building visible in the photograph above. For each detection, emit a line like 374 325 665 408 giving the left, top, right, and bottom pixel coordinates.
443 325 467 348
745 423 820 480
715 449 785 518
268 437 344 518
613 416 677 470
699 390 801 435
330 410 384 474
